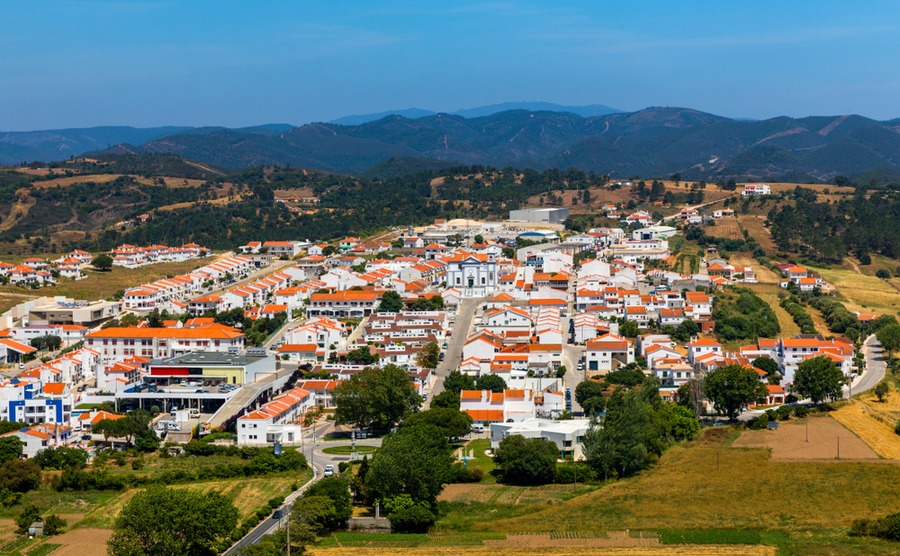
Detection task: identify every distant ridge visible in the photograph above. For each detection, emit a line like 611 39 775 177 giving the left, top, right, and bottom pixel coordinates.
5 106 900 183
328 101 621 126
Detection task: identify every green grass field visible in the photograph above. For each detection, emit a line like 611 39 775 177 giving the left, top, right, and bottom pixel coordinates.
462 438 496 483
809 265 900 315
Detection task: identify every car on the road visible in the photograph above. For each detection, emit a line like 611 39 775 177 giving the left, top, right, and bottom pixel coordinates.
323 464 335 477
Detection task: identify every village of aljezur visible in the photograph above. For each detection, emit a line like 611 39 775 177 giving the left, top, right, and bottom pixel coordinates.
1 2 899 555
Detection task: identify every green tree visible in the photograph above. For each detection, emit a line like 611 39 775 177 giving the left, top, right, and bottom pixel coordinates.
416 342 439 369
703 364 767 420
583 389 652 479
752 356 780 377
575 380 605 414
493 434 558 485
107 485 238 556
429 389 460 409
403 408 472 439
15 504 41 533
874 381 890 403
366 424 454 506
345 346 378 365
305 477 352 528
42 513 66 535
671 319 699 343
0 437 22 465
0 459 41 493
333 365 421 432
119 313 140 327
442 370 475 394
619 319 639 338
91 254 113 271
377 291 404 313
474 374 507 393
34 446 89 470
290 495 336 536
877 324 900 361
793 355 846 404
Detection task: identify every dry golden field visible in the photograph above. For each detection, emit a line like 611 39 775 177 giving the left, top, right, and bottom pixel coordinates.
832 384 900 459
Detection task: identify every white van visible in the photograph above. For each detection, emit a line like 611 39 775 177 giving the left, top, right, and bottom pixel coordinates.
188 409 201 419
470 424 484 434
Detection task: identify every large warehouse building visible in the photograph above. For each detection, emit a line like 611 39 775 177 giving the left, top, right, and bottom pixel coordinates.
508 207 569 224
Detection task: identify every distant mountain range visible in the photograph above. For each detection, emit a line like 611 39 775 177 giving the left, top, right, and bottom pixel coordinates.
4 105 900 182
329 101 621 126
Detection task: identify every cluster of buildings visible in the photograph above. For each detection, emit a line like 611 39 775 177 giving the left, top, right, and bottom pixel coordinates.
778 264 825 292
122 255 259 310
109 243 210 268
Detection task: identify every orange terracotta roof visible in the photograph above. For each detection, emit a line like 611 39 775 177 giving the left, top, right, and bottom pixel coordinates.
42 383 67 395
87 326 243 340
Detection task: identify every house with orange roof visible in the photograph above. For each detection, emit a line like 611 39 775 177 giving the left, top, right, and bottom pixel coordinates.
294 380 341 408
1 424 70 458
460 389 536 424
277 343 319 363
462 331 503 362
85 326 244 360
77 410 124 431
3 380 72 427
237 387 311 445
308 289 382 318
687 337 722 365
482 306 533 333
585 334 635 373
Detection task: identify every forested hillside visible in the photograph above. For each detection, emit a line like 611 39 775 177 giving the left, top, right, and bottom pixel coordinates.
767 187 900 263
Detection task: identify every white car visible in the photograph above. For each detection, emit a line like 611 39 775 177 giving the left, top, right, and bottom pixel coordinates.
323 464 335 477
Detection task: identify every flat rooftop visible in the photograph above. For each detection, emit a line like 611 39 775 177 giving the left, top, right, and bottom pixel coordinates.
153 351 271 367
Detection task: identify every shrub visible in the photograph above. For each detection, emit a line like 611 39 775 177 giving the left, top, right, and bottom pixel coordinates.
15 504 41 533
388 505 436 533
338 461 351 473
775 406 793 421
792 405 810 418
750 413 769 430
895 419 900 436
849 512 900 541
451 463 483 483
43 513 66 535
555 461 597 484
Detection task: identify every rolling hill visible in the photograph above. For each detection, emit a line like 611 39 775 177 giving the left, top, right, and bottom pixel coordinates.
5 107 900 182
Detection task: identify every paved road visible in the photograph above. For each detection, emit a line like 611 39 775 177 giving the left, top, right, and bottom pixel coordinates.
429 296 482 401
849 334 886 397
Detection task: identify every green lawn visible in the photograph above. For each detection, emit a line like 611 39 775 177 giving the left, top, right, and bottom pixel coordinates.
461 438 495 483
321 445 378 456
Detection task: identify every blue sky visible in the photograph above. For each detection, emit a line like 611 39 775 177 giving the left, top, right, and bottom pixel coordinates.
2 1 899 130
